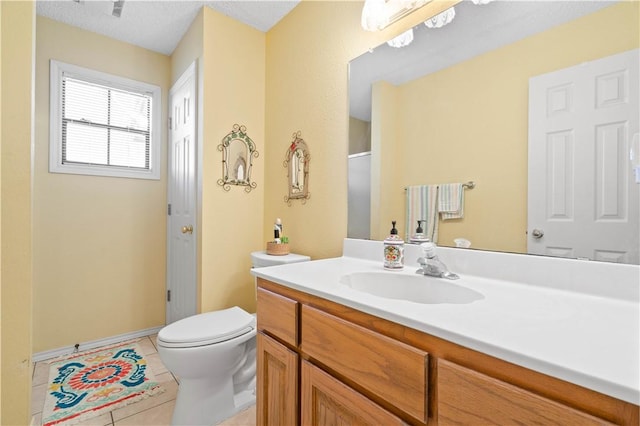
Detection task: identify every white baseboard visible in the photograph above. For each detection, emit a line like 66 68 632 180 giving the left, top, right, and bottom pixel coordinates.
32 325 164 362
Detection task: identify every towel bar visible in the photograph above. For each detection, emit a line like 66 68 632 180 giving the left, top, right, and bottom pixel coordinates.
404 181 475 191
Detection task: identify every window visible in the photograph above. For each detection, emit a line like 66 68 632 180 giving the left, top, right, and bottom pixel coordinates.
50 60 161 179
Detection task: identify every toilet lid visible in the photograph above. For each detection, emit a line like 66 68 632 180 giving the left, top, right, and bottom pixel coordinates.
157 306 255 348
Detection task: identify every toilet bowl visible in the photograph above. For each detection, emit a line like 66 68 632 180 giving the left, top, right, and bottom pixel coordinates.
157 307 256 425
157 250 310 425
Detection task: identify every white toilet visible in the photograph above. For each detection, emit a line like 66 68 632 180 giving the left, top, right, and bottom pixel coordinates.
157 251 309 425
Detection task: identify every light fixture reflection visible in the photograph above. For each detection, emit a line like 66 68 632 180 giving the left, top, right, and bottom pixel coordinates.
424 6 455 29
361 0 389 31
387 28 414 48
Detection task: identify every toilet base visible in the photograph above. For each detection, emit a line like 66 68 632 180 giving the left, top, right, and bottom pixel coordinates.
171 376 256 425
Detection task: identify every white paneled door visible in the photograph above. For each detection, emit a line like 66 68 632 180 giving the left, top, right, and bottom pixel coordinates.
167 62 197 323
528 49 639 264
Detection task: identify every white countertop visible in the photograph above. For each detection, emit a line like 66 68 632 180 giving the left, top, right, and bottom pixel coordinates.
252 241 639 405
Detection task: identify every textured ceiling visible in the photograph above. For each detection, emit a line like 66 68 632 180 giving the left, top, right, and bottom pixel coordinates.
36 0 301 56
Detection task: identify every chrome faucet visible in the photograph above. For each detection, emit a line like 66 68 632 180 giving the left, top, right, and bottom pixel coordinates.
416 243 459 280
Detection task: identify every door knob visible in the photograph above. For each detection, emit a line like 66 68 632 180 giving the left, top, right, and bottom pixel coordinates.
181 225 193 234
531 229 544 239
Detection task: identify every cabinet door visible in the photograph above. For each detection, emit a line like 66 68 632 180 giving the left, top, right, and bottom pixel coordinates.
301 360 405 426
257 332 299 426
438 359 616 426
301 305 428 423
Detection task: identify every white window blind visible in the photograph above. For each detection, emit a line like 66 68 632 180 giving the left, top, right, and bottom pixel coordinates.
50 60 161 180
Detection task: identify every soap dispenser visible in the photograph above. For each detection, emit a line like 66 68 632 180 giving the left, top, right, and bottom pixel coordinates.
383 221 404 270
410 220 430 244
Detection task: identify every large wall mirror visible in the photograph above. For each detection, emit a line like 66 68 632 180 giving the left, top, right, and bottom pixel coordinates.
348 1 639 264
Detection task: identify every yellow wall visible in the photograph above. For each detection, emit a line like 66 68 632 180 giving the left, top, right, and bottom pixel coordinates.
171 9 203 84
1 2 34 424
370 80 404 240
200 8 265 314
264 0 458 259
32 17 170 352
375 2 639 252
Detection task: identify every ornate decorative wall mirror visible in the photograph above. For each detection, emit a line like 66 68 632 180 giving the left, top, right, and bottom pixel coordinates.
217 124 259 192
284 131 310 204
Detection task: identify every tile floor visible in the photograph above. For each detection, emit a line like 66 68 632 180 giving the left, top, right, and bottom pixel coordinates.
31 335 256 426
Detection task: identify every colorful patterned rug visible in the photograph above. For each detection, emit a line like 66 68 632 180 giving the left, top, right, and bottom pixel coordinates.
41 340 165 426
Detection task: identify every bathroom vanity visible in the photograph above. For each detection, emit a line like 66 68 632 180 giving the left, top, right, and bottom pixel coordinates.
253 240 639 425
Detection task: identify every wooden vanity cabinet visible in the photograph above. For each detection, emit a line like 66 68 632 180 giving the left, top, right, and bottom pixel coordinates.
437 359 616 426
301 360 406 426
256 279 639 426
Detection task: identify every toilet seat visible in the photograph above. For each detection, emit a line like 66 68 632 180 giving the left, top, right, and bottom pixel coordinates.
157 306 255 348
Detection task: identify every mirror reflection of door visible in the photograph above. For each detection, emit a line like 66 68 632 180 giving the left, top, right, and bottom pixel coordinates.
228 139 248 183
528 49 639 264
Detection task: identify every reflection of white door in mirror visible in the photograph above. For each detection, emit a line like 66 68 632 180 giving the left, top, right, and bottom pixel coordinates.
528 49 639 264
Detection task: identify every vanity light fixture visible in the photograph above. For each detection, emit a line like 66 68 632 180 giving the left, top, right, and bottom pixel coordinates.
361 0 430 32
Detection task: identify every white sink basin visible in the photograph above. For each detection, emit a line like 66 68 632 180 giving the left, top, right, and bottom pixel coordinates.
339 272 483 304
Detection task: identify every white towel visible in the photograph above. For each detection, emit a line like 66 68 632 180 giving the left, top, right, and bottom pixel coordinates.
405 185 439 243
439 183 464 220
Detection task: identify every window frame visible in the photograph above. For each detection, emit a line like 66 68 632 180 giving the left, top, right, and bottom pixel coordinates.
49 60 162 180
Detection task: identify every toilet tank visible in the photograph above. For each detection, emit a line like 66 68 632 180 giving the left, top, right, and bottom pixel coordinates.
250 251 310 268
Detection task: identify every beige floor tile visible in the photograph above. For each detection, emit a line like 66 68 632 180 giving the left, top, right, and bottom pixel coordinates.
155 371 178 384
114 400 174 426
111 379 178 422
218 404 256 426
148 334 159 352
31 382 48 415
32 361 51 387
137 337 157 356
145 352 168 376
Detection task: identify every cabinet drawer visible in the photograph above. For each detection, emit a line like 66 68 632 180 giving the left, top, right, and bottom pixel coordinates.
301 360 405 426
257 288 298 347
301 305 428 423
437 359 616 425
